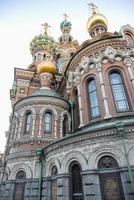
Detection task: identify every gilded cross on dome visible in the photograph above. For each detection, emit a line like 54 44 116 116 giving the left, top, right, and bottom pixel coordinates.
63 13 69 20
41 22 51 35
88 2 98 14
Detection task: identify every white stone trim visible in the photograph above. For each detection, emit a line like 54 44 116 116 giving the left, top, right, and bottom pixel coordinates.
20 105 36 116
9 163 33 180
61 151 88 173
89 145 124 169
39 105 58 117
45 157 60 177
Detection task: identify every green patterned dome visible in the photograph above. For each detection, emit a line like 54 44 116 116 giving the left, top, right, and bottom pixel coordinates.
30 34 57 54
60 20 72 32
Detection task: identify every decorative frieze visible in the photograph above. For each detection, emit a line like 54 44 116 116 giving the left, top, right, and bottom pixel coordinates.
17 79 30 87
16 69 34 79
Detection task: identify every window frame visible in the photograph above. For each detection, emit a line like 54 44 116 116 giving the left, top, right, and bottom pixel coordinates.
51 165 58 200
109 70 130 113
87 78 101 119
62 114 69 136
69 161 83 200
24 111 32 135
98 156 125 200
43 110 52 133
14 170 26 200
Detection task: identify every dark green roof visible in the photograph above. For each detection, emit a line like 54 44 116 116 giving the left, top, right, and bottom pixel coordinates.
60 20 72 30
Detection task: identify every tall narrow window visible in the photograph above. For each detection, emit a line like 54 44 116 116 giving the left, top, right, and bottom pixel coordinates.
44 111 52 133
109 71 129 112
88 79 100 118
14 170 26 200
74 89 80 130
70 162 83 200
24 112 32 134
51 166 58 200
98 156 125 200
63 115 69 136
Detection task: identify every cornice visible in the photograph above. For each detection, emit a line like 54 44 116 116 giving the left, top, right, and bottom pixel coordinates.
14 95 70 111
15 68 34 80
6 151 35 162
44 116 134 155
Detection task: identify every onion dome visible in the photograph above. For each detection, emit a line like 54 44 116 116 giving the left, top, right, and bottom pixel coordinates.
30 33 57 55
87 4 108 38
87 13 107 32
37 61 56 75
60 17 72 33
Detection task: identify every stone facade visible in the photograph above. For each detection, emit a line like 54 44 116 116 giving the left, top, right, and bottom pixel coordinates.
1 6 134 200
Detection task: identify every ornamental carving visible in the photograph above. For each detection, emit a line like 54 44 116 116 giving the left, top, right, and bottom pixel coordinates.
8 163 33 180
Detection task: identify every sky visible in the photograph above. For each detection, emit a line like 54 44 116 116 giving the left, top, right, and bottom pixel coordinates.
0 0 134 152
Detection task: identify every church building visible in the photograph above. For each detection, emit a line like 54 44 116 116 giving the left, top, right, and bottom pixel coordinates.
0 4 134 200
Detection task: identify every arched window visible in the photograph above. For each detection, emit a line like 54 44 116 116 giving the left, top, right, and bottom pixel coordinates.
74 89 80 130
24 112 32 134
44 111 52 133
88 79 100 119
109 71 129 112
51 166 58 200
16 170 26 180
70 162 83 200
98 156 124 200
51 165 58 177
63 114 69 136
14 170 26 200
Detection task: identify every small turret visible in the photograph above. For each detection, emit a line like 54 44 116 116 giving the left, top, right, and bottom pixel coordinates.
57 14 79 74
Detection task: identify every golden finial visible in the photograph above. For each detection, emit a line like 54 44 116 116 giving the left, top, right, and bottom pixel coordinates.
63 13 69 20
41 22 51 35
88 2 98 14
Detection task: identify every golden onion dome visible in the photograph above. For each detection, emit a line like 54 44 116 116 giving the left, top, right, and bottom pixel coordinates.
87 13 108 33
37 61 56 75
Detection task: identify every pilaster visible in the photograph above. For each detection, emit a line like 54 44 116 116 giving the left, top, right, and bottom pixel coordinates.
96 63 112 119
75 74 84 127
124 57 134 88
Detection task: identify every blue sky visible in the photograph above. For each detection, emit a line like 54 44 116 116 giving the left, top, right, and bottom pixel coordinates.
0 0 134 152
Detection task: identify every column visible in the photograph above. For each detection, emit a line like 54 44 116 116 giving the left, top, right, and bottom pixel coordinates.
70 102 75 133
124 57 134 88
31 115 36 136
75 75 84 127
54 116 58 138
17 116 23 138
14 118 19 138
38 115 42 136
68 117 71 133
60 117 64 138
96 63 112 119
